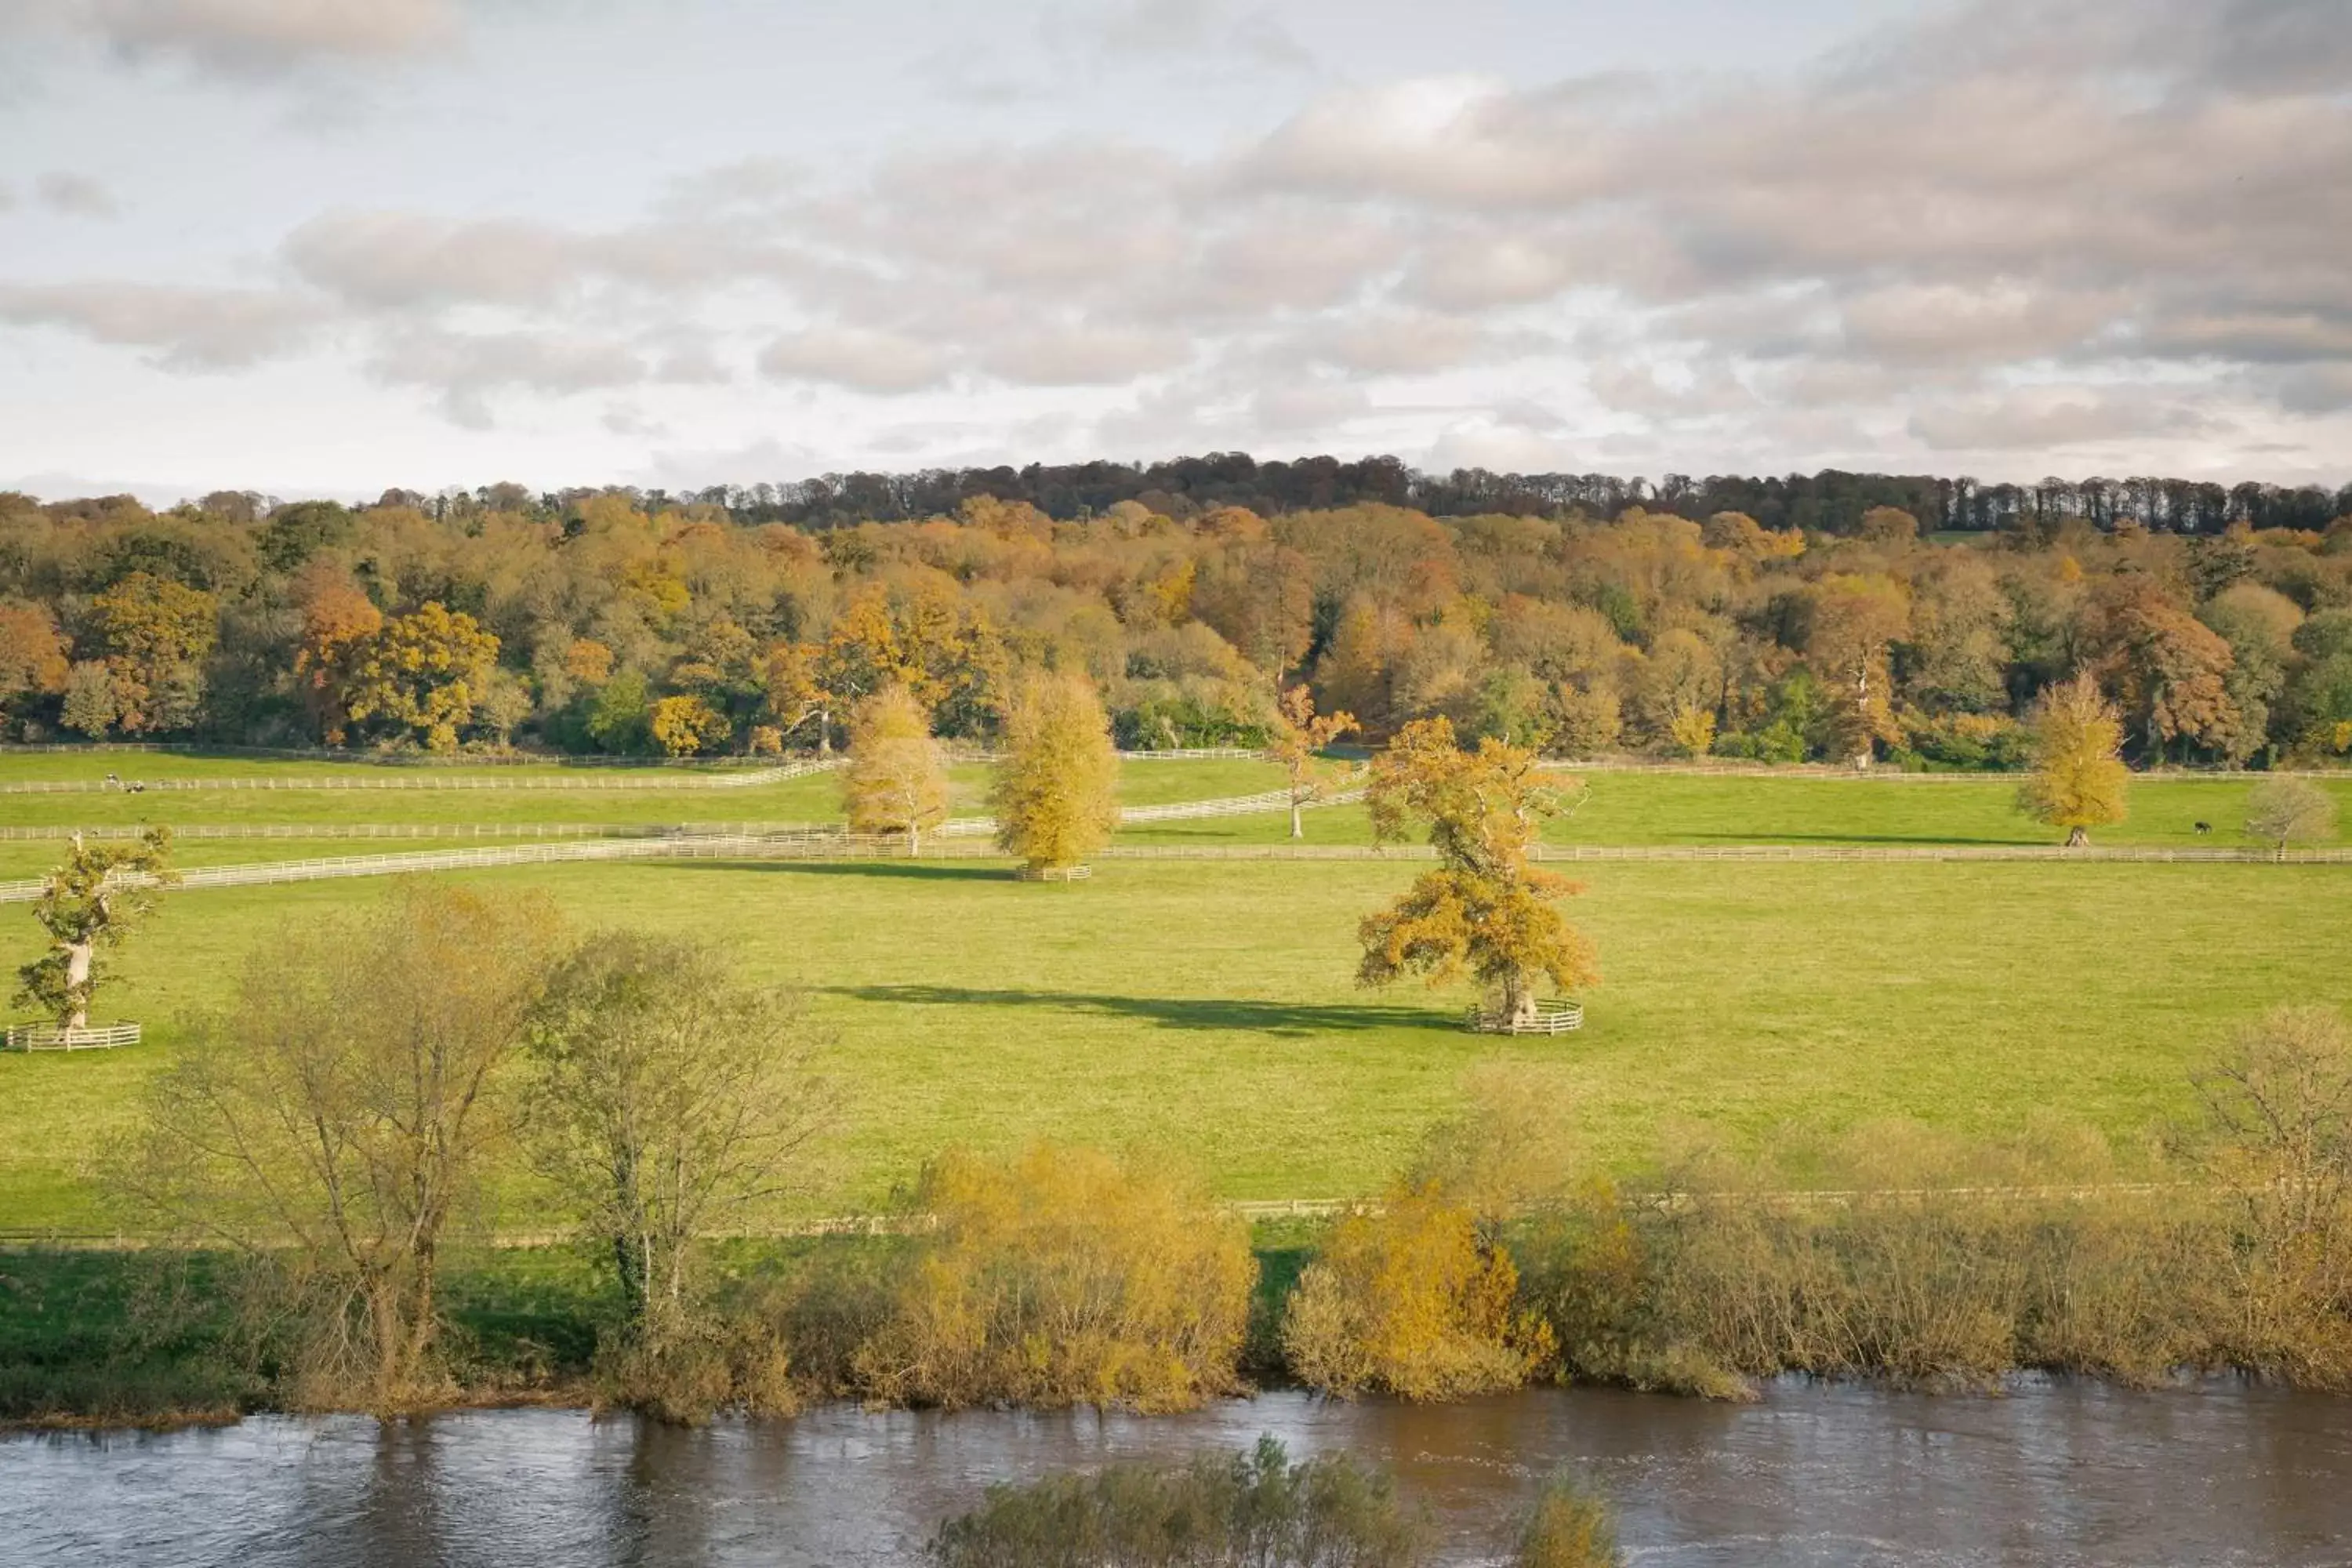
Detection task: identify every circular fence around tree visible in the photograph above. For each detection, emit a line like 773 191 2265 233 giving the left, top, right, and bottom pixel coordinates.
1463 1000 1584 1036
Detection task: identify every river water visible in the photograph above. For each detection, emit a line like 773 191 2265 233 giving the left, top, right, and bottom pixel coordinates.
5 1381 2349 1566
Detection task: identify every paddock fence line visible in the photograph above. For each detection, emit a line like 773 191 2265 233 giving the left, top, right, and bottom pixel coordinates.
5 832 2346 904
0 759 847 796
0 1182 2243 1251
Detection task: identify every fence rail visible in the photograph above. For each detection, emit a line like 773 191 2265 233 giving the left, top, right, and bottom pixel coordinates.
5 833 2343 905
2 1022 142 1051
0 759 844 796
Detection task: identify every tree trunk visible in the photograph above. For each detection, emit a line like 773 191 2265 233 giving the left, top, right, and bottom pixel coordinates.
908 822 920 858
64 939 93 1029
1503 971 1538 1029
2066 826 2089 848
818 708 832 756
1290 796 1304 840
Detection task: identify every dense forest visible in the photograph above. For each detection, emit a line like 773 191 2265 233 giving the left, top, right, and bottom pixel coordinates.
2 460 2349 769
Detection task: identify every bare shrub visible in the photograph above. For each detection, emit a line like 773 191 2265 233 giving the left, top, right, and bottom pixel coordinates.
852 1145 1254 1411
2190 1005 2352 1385
114 883 559 1410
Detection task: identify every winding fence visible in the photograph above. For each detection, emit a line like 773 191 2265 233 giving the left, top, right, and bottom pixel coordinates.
3 832 2343 906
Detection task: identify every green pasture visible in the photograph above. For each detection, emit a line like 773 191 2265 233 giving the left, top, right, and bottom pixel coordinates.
1126 771 2352 850
3 855 2344 1232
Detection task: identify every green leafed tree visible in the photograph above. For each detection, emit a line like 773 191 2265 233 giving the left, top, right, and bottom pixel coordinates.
16 828 176 1029
1358 717 1598 1028
844 681 952 855
2017 673 2131 847
990 670 1121 876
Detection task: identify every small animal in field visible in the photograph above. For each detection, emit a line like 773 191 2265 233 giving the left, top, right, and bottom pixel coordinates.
2193 821 2212 835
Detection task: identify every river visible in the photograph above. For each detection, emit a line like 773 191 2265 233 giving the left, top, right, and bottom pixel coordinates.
5 1381 2349 1565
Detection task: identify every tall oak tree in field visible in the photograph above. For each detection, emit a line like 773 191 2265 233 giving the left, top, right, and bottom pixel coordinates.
16 828 175 1029
991 670 1120 876
2017 673 2130 846
1357 717 1598 1029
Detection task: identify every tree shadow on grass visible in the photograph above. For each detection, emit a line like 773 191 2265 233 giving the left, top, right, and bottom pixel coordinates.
822 983 1457 1037
662 858 1014 882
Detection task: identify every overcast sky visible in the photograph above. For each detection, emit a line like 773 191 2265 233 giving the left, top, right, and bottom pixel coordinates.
2 0 2348 503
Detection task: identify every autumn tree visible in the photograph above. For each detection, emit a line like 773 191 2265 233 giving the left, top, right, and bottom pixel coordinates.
991 670 1121 877
761 640 834 753
524 931 832 1348
1358 717 1599 1029
2244 777 2337 859
118 884 558 1408
16 829 176 1029
343 601 499 751
1806 573 1910 766
1269 685 1356 840
844 681 951 855
291 579 383 745
2017 674 2131 847
648 693 732 756
0 601 70 729
90 571 217 734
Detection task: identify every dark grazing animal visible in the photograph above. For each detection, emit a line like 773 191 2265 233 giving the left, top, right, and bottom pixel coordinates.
2193 821 2212 835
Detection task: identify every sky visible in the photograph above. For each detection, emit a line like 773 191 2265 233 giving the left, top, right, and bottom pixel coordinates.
1 0 2348 504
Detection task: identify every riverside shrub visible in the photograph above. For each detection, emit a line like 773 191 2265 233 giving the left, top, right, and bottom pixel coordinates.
851 1145 1254 1411
1281 1179 1552 1400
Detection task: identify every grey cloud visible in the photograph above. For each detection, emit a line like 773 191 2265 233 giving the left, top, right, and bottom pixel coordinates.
1055 0 1311 71
285 211 586 309
1906 388 2216 452
36 172 119 217
0 281 324 368
368 328 705 426
73 0 462 74
758 328 953 394
976 325 1190 387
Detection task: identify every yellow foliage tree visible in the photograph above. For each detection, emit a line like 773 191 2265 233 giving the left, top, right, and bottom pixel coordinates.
1359 717 1599 1028
2016 673 2130 846
991 671 1120 877
843 682 951 855
648 693 732 757
1269 684 1356 840
344 602 499 752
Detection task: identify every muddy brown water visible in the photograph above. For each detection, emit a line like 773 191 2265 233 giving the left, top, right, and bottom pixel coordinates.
4 1381 2349 1565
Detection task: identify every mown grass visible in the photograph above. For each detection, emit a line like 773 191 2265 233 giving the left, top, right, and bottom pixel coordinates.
4 856 2344 1232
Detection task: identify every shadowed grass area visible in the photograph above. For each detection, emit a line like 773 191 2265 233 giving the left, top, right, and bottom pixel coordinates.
4 856 2347 1232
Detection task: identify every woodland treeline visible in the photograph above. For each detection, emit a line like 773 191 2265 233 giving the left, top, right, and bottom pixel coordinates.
2 477 2350 768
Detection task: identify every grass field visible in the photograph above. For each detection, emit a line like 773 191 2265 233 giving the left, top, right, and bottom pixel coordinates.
4 848 2345 1232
